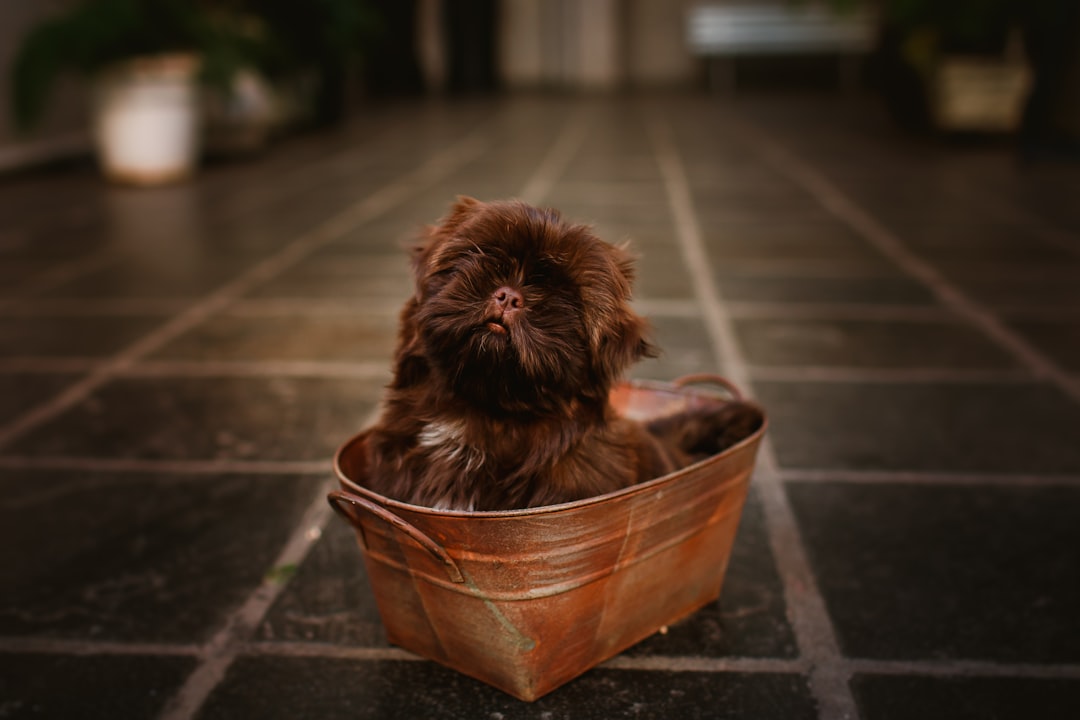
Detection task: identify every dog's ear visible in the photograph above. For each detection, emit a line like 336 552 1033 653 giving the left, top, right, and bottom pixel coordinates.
581 239 659 391
593 309 658 387
408 196 483 291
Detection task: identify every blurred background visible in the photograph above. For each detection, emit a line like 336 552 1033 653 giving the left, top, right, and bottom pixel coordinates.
4 3 1080 719
3 0 1079 178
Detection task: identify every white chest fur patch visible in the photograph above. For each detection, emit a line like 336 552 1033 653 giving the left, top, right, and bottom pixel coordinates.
418 420 485 473
419 419 465 448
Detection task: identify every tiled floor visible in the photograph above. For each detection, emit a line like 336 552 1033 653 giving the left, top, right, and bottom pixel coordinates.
2 93 1080 719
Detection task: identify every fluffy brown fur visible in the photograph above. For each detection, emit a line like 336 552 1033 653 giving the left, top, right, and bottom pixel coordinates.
365 197 761 511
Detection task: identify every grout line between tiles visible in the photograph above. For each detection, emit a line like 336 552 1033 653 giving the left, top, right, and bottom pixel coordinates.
0 358 390 378
0 455 331 476
158 477 337 720
954 185 1080 259
240 642 420 662
601 654 808 674
0 358 103 374
781 468 1080 487
0 298 193 316
122 360 392 380
0 129 491 452
156 104 593 720
0 637 201 657
612 655 1080 681
647 114 861 720
7 634 1078 682
0 643 200 660
517 109 593 205
846 658 1080 680
632 298 703 317
725 302 958 322
8 454 1078 489
747 366 1037 384
0 360 392 380
0 357 1046 386
730 120 1080 406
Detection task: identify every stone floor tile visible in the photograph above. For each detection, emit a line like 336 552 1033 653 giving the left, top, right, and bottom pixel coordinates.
199 656 818 720
0 373 81 427
0 314 166 358
851 674 1080 720
733 317 1020 369
149 312 398 364
788 482 1080 662
6 376 380 461
0 469 325 643
0 652 196 720
756 381 1080 474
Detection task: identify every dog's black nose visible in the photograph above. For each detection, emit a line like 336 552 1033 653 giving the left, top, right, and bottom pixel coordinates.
493 286 524 312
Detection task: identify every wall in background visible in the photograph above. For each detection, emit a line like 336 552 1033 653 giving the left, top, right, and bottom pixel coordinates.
498 0 703 90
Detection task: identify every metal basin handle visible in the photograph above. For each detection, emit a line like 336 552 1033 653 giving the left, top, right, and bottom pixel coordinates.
673 373 744 401
327 490 465 583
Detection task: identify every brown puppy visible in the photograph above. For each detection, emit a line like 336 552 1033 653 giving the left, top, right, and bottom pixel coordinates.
365 197 761 511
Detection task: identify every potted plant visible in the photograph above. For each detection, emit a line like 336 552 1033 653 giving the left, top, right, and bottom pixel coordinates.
810 0 1034 133
10 0 271 184
879 0 1030 133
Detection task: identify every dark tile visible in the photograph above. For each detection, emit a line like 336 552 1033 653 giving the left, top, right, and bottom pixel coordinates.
0 315 164 358
788 482 1080 662
852 674 1080 720
150 312 398 363
1 216 110 262
694 203 840 226
848 198 1001 227
558 205 676 231
0 259 57 296
0 373 80 427
734 318 1020 369
894 222 1077 264
257 518 386 646
245 254 412 301
0 469 323 643
311 225 413 255
0 652 196 720
632 315 717 381
715 274 938 306
628 488 798 659
7 376 379 461
1007 318 1080 372
41 256 256 299
703 223 888 263
755 381 1080 474
563 153 660 183
934 260 1080 288
943 269 1080 310
633 251 697 299
199 656 818 720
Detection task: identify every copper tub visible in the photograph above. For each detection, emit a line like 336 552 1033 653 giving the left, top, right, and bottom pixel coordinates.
327 376 766 701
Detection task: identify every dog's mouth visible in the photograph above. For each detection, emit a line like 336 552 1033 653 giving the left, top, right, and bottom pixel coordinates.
485 320 508 335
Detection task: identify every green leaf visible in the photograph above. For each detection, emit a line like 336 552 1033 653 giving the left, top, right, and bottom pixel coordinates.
264 563 299 585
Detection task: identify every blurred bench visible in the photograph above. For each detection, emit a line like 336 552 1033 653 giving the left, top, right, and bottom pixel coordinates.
686 2 877 91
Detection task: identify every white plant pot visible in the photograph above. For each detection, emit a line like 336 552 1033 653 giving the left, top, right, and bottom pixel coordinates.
93 53 201 185
931 56 1031 133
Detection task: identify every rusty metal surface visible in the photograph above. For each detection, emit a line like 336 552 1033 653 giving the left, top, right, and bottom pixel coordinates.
328 377 767 701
